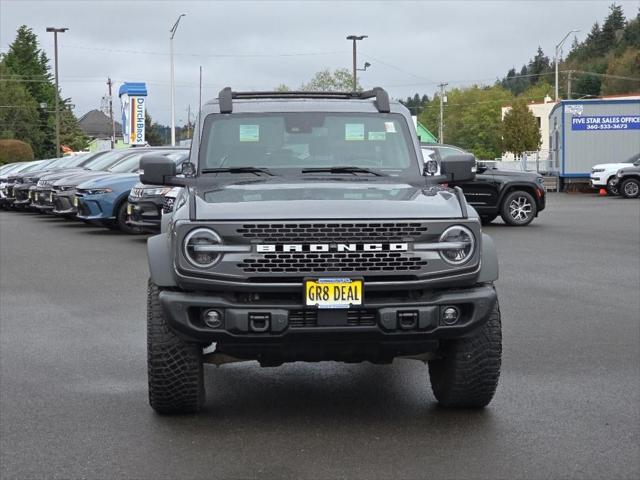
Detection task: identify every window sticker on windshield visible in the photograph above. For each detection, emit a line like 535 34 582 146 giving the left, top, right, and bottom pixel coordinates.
239 125 260 142
384 122 396 133
345 123 365 141
368 131 386 141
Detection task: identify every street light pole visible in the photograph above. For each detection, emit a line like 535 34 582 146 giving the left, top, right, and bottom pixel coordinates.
170 14 186 146
346 35 367 91
555 29 579 102
46 27 68 157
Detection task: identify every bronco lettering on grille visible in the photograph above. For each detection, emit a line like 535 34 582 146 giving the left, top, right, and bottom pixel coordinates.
256 243 409 253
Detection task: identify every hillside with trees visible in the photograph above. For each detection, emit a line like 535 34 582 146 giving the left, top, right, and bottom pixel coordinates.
413 4 638 158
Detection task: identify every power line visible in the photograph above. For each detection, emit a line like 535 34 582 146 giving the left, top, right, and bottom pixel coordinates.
60 43 349 58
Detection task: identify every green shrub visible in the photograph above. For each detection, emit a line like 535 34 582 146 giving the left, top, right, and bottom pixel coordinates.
0 139 35 165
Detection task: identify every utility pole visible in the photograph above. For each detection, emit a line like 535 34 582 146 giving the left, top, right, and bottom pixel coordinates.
46 27 68 157
346 35 367 91
438 82 448 144
554 29 579 101
198 66 202 135
107 77 115 148
567 70 573 100
170 14 186 146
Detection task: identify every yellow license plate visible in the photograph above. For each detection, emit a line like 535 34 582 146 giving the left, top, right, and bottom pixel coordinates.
127 203 132 215
305 278 363 308
49 193 53 202
28 191 33 199
73 197 78 207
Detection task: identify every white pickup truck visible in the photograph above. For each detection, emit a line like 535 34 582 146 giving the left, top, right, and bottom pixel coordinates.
591 153 640 195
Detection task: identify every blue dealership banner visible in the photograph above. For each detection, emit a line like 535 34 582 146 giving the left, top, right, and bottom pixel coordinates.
571 115 640 131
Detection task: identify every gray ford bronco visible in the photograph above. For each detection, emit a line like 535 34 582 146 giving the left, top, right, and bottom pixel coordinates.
140 87 501 414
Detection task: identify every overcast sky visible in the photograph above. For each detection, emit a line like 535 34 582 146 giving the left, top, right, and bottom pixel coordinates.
2 0 638 125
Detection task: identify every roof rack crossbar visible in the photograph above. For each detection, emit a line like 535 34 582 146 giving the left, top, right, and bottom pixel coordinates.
216 86 391 113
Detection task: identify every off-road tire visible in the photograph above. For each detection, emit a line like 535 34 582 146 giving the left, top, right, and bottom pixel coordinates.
480 215 497 225
500 190 536 226
606 177 619 196
620 178 640 199
428 300 502 408
147 280 204 414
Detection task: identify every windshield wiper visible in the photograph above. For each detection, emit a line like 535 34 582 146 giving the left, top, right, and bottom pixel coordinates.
201 167 274 176
301 166 386 176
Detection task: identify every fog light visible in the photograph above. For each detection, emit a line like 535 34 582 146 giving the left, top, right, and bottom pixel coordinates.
441 306 460 325
203 309 222 328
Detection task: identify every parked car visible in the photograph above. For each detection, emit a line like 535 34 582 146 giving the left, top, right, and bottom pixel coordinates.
31 151 111 211
75 149 188 233
590 152 640 196
126 156 190 232
422 144 546 226
5 158 61 209
51 147 185 218
1 162 30 207
614 165 640 199
2 160 53 207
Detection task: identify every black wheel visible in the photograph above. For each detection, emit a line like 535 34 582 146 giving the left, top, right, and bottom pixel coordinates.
620 178 640 199
605 177 620 196
500 190 536 226
428 299 502 408
480 215 497 225
147 280 204 414
116 201 143 234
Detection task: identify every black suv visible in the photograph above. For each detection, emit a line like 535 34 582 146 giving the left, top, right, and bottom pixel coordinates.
140 88 502 414
422 144 546 226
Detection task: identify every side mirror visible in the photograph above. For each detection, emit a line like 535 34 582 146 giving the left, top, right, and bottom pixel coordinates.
476 163 488 174
140 154 177 186
441 154 476 183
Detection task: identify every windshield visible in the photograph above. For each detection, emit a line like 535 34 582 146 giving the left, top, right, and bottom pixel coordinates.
199 112 418 175
46 156 77 169
24 159 55 172
108 150 187 173
1 163 25 174
84 149 133 171
62 153 92 168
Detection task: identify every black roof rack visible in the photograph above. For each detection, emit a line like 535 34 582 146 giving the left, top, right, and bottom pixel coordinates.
217 87 390 114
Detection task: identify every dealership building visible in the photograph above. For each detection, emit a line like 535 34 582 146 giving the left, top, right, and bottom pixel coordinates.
548 96 639 188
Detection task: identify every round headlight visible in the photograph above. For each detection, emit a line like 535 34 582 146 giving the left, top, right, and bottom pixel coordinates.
184 228 223 268
439 225 475 265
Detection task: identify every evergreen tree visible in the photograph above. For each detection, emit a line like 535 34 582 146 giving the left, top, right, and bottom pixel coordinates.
0 62 45 152
145 112 165 146
502 100 541 158
1 25 86 156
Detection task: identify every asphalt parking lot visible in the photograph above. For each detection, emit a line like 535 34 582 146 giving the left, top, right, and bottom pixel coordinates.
1 193 639 480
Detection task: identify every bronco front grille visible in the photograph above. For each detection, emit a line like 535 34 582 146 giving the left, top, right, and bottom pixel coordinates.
236 222 429 242
239 251 427 273
289 309 376 328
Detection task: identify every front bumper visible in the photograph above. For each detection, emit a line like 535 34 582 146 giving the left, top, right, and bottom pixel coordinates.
32 188 55 210
590 173 607 187
13 186 33 206
75 195 113 221
158 284 497 353
52 190 77 215
127 195 163 231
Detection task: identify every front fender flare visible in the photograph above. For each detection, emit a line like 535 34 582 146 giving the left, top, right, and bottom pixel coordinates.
478 233 499 283
147 233 177 287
